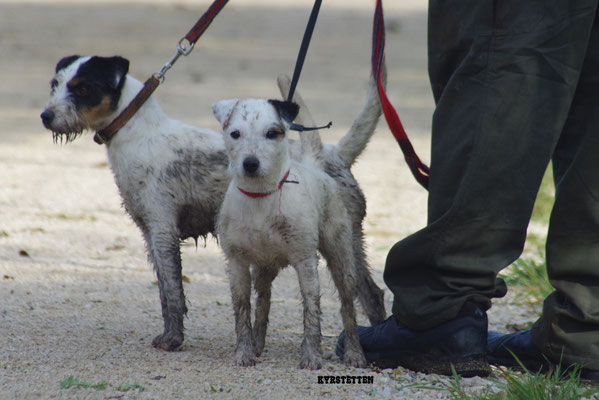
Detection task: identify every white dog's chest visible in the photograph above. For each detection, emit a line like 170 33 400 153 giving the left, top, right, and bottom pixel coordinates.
239 233 289 266
220 199 320 267
223 213 291 261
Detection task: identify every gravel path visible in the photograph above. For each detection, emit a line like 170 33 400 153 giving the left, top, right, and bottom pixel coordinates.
1 1 541 398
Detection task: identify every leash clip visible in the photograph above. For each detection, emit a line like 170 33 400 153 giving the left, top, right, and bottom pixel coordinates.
155 37 196 81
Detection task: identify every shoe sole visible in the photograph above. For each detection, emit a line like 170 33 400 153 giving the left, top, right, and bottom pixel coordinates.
371 354 491 378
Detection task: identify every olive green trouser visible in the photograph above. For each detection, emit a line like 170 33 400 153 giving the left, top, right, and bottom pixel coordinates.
384 0 599 369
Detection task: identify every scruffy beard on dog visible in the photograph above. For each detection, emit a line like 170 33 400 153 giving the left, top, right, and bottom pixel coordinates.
40 55 385 356
212 90 382 369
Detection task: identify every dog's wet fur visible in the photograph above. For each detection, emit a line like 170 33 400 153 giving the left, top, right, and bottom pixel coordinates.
41 55 385 355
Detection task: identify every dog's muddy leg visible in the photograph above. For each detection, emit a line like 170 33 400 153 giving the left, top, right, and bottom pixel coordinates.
148 231 187 351
252 265 278 357
320 225 367 368
229 259 256 366
294 257 323 370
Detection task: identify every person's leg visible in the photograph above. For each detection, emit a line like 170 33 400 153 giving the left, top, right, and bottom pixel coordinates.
489 3 599 374
534 6 599 373
385 0 597 330
337 0 598 376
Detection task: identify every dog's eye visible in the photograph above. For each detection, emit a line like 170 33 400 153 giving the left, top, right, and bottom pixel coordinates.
75 84 91 96
266 129 283 140
230 130 240 139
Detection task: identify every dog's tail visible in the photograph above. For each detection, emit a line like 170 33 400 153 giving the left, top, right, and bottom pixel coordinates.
336 62 385 168
277 62 386 169
277 74 324 165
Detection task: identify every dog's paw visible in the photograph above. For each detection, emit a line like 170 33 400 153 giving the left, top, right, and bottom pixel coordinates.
253 344 265 357
252 337 266 357
343 348 367 369
152 331 184 351
234 350 257 367
299 354 323 370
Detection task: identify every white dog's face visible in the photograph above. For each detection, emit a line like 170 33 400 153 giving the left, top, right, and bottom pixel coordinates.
40 55 129 142
213 98 299 190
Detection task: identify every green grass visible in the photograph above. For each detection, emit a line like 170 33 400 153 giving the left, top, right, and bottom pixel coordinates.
531 166 555 226
60 376 108 390
499 258 552 304
386 364 598 400
60 376 145 393
445 364 599 400
117 383 145 392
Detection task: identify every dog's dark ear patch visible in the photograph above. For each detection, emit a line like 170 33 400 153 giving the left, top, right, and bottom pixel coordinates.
80 56 130 91
268 99 299 123
73 56 131 111
56 55 81 73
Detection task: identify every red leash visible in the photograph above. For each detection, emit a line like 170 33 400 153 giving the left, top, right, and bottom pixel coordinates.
372 0 430 190
184 0 229 45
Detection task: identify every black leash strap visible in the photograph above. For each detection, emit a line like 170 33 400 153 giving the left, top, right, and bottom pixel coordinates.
286 0 332 132
287 0 322 102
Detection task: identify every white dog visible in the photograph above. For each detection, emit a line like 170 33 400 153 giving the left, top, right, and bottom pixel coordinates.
213 93 376 369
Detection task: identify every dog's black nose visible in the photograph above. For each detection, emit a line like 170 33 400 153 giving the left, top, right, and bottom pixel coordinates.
243 156 260 174
40 110 54 128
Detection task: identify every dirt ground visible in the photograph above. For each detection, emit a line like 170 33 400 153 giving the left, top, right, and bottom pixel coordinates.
0 1 542 399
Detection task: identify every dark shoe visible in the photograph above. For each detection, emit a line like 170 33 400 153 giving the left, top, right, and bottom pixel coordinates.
487 330 546 370
487 329 599 382
336 302 490 377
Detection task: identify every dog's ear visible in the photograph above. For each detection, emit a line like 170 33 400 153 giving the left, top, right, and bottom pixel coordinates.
268 99 299 124
110 56 130 89
83 56 130 91
55 55 81 73
212 99 239 129
105 56 129 91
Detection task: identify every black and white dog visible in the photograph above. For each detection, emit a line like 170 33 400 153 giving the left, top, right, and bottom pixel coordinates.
40 55 385 353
